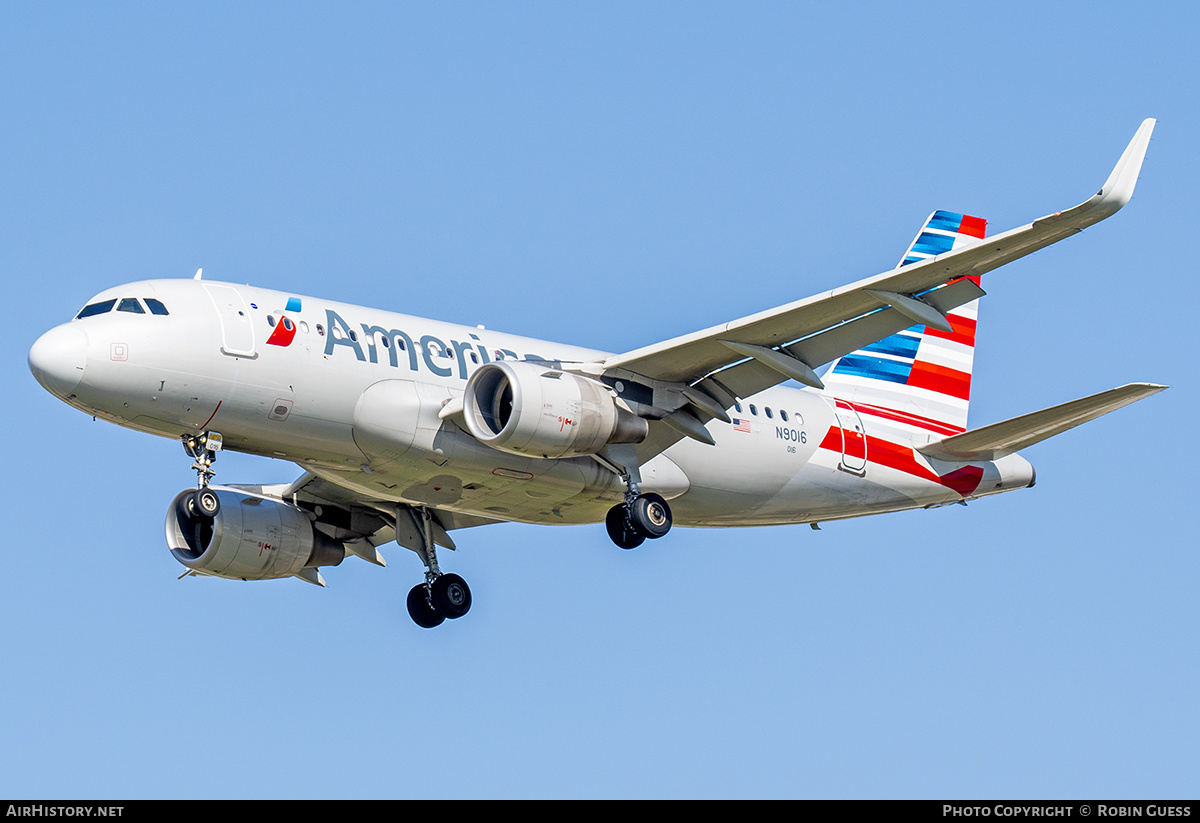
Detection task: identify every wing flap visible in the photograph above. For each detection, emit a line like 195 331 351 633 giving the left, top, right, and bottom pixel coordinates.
679 276 985 414
622 277 991 466
275 472 503 547
918 383 1167 462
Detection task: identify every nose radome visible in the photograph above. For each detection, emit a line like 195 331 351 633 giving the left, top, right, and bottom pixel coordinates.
29 324 87 398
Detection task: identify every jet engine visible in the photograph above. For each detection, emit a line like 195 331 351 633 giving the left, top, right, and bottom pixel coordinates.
166 488 346 581
463 361 647 458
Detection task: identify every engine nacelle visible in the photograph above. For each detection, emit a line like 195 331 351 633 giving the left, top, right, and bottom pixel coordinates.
463 361 647 458
166 489 345 581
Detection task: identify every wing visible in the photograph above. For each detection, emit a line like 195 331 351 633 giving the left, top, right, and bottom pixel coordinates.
229 472 503 568
588 119 1155 455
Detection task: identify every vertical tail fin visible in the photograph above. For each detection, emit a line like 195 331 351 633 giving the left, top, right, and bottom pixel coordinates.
822 211 986 435
898 210 987 268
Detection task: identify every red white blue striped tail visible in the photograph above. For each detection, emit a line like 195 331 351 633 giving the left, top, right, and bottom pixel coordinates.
898 210 987 268
822 211 987 436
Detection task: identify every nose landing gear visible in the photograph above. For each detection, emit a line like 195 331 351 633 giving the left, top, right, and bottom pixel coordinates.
183 431 222 484
181 432 223 517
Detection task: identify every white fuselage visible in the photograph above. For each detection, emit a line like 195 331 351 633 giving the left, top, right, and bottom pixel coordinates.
30 278 1035 530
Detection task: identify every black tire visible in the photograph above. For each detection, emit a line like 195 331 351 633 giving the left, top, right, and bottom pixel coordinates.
177 492 198 523
430 573 472 619
629 493 672 539
174 490 213 556
606 504 645 550
191 487 220 518
407 583 445 628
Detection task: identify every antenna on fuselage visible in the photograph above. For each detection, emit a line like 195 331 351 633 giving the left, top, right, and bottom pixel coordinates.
193 268 203 280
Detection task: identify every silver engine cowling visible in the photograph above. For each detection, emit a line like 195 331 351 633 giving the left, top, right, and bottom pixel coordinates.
463 361 647 458
166 489 345 581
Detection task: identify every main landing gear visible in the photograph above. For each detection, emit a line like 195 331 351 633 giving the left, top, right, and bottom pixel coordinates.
605 491 673 550
407 574 472 629
402 506 473 629
596 444 673 549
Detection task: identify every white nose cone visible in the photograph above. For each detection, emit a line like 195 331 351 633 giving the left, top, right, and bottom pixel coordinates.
29 324 87 398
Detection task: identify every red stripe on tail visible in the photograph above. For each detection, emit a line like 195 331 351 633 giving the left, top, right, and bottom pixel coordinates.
958 215 987 238
907 361 972 400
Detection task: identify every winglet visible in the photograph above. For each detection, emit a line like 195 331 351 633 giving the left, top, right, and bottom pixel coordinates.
1040 119 1155 230
1095 118 1156 213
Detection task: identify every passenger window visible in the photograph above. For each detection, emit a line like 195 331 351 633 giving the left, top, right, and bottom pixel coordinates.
144 298 169 315
749 404 758 416
76 299 117 319
765 407 773 419
734 403 743 413
780 410 789 422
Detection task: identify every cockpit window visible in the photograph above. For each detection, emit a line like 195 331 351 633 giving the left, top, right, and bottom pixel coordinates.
76 296 169 319
76 299 117 319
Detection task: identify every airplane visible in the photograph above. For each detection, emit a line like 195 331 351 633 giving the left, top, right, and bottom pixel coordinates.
28 119 1166 628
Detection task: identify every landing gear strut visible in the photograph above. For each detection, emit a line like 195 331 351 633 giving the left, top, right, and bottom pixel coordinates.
402 506 473 628
181 432 223 517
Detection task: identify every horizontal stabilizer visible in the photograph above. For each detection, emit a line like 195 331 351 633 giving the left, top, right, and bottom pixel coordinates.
918 383 1167 461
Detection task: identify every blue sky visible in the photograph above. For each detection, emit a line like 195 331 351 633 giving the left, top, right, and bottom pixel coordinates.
2 3 1196 799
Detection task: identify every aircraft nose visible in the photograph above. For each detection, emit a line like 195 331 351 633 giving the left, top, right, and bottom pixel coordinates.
29 323 87 398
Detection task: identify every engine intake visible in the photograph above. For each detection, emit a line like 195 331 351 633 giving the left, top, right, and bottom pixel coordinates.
463 361 647 458
166 489 345 581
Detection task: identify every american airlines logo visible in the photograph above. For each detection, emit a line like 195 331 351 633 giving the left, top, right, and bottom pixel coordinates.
265 296 303 348
321 308 545 381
